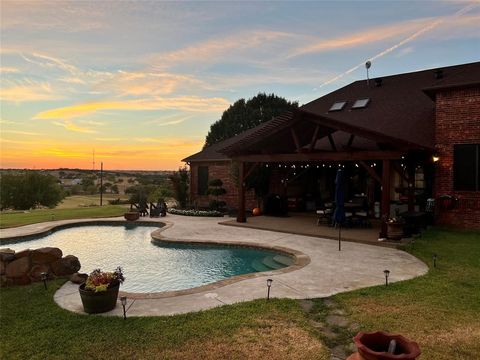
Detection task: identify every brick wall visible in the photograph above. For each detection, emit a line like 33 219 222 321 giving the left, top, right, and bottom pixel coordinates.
189 161 257 211
434 87 480 229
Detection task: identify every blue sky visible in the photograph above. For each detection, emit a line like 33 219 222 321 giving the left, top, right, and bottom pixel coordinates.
1 1 479 169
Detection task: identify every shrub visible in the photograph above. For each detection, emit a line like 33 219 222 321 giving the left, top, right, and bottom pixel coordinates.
168 208 223 217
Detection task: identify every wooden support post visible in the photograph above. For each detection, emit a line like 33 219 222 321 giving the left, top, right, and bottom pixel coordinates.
380 159 391 238
237 162 246 223
290 128 301 152
309 125 320 152
407 164 415 212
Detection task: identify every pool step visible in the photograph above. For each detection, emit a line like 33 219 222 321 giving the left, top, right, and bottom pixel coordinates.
261 256 285 270
251 259 271 272
273 255 294 266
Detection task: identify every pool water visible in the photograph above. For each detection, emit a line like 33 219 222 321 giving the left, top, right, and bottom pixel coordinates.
6 224 293 293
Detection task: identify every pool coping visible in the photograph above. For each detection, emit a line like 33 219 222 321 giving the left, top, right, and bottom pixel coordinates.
120 221 310 299
1 218 311 300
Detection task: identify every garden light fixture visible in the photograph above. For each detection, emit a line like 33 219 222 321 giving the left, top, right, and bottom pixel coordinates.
433 254 437 268
40 272 48 290
120 296 127 320
383 270 390 286
266 278 273 300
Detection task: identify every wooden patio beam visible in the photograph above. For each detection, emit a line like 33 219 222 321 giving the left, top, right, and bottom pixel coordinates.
290 128 301 152
347 134 355 148
359 160 382 184
236 162 246 223
392 162 409 183
308 124 320 152
243 162 259 181
232 150 404 163
327 134 337 151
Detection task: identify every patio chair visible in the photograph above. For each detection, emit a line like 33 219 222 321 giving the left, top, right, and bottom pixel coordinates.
316 201 333 225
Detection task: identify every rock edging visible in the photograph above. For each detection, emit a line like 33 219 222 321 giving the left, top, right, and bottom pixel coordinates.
0 247 81 287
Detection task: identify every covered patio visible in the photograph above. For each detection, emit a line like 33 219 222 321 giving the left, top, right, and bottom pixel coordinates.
221 213 406 248
219 101 434 239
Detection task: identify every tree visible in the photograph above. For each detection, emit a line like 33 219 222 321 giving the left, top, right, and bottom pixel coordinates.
0 172 65 210
170 167 189 208
204 93 298 147
207 179 226 212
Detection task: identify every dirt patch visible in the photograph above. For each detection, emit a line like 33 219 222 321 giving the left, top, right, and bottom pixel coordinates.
161 319 328 360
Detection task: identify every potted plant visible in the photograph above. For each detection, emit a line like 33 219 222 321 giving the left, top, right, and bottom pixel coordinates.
387 217 405 240
79 267 125 314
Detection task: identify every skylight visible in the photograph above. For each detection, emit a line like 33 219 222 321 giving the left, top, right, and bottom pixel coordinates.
352 98 370 109
329 101 347 112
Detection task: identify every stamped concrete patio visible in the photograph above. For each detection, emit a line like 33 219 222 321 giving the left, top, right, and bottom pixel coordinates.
1 214 428 317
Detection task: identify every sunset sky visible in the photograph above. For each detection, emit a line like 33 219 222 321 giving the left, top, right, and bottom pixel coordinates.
1 1 479 170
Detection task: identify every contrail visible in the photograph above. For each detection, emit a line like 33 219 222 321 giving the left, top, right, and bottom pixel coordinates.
316 2 478 89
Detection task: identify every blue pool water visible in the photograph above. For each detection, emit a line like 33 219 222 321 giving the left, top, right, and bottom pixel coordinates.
6 224 293 293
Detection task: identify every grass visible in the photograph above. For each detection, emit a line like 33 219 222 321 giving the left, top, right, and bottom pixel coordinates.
0 205 127 229
322 228 480 360
56 194 129 209
0 280 329 360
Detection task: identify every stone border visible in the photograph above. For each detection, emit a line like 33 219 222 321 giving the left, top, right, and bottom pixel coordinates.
0 219 163 245
2 218 311 300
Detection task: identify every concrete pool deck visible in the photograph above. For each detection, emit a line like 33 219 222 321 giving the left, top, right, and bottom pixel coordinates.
1 215 428 317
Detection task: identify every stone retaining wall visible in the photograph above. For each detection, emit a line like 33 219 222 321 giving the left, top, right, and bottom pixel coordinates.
0 247 81 287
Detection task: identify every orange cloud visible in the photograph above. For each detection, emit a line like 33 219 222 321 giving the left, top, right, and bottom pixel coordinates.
33 96 230 120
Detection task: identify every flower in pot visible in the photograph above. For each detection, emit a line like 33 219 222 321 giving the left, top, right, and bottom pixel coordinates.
79 267 125 314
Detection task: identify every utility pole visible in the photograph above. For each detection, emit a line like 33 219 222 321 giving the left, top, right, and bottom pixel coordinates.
100 162 103 206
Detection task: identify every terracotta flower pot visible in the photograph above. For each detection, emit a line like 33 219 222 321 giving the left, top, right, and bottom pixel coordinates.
348 331 421 360
79 282 120 314
124 212 139 221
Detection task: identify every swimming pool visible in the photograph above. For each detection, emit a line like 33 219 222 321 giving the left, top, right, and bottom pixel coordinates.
5 224 293 293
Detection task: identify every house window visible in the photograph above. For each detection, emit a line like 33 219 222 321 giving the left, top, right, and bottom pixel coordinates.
453 144 480 191
197 166 209 195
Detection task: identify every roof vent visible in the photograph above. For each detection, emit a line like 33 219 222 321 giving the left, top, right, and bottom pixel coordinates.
329 101 347 112
374 78 383 87
352 98 370 109
434 69 443 79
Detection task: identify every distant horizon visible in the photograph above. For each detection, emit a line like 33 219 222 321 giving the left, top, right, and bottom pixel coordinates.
1 1 479 169
0 167 178 172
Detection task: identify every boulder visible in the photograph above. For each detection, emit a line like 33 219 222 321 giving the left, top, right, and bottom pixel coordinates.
12 274 31 285
32 247 63 265
14 249 31 260
0 248 15 262
51 255 81 276
29 264 50 281
69 272 88 284
5 257 30 278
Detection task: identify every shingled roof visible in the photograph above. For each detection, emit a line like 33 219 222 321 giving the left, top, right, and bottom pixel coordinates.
184 61 480 161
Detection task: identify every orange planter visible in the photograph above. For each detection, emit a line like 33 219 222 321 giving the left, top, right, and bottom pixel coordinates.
252 207 261 216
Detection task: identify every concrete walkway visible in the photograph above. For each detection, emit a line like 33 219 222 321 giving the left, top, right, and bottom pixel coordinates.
1 215 428 317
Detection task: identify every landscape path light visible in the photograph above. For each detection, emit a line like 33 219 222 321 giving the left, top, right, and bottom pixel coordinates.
40 272 48 290
383 270 390 286
433 253 437 268
266 278 273 300
120 296 127 320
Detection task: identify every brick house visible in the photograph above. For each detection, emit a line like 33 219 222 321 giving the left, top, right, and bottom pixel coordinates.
184 62 480 230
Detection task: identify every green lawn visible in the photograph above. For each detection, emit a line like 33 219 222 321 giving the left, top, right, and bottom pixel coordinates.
0 205 127 229
325 228 480 360
56 194 129 209
0 227 478 359
0 281 328 360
